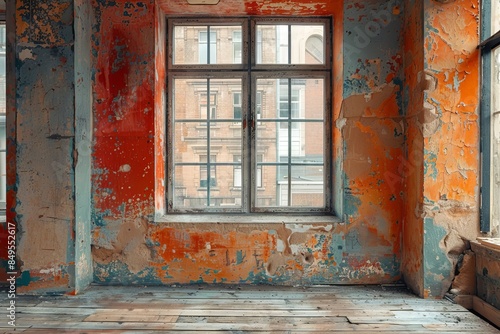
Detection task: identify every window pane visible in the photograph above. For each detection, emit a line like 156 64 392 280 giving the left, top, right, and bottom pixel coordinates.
233 91 242 119
493 0 500 32
200 155 217 188
233 155 242 188
233 31 242 63
256 78 324 160
256 24 324 65
491 47 500 229
256 165 278 207
210 123 242 163
292 25 324 64
217 165 242 208
258 165 324 208
199 31 217 64
256 24 288 64
173 121 207 164
289 166 324 207
173 25 242 65
174 165 209 208
172 76 243 210
173 78 207 120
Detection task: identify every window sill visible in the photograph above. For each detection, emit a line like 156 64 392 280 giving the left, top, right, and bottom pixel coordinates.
155 213 342 224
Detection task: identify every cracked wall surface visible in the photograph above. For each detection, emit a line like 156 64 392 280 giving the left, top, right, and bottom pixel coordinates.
3 0 77 293
3 0 484 296
87 0 403 287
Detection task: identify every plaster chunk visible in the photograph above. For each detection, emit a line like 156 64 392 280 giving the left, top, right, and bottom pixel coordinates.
443 229 466 255
451 251 476 295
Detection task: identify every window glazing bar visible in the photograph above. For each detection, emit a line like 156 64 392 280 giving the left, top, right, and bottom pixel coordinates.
287 78 292 206
207 78 212 206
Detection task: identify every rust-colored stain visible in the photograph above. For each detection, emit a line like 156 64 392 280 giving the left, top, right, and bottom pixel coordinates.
149 227 275 283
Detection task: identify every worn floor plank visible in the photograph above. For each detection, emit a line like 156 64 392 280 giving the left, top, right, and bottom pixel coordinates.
1 285 498 333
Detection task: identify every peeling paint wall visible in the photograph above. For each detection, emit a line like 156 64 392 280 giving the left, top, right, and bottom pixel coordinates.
402 0 425 296
5 0 484 296
340 0 404 281
421 0 481 298
88 0 402 286
10 0 77 292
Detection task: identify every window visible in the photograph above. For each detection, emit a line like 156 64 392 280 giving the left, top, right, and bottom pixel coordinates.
480 1 500 234
167 17 332 213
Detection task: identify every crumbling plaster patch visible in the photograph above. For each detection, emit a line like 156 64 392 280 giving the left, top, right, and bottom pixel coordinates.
420 0 481 298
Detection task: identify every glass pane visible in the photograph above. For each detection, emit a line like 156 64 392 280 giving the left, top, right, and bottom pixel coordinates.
290 166 324 207
303 122 324 157
492 47 500 228
292 25 324 64
256 122 279 163
256 165 278 207
258 165 324 208
493 0 500 32
173 165 208 208
173 25 242 65
256 78 324 161
216 165 242 208
304 78 324 118
173 165 242 209
209 79 242 120
233 155 242 188
257 79 277 119
210 123 241 163
173 78 207 120
173 122 207 164
256 24 324 65
256 24 288 64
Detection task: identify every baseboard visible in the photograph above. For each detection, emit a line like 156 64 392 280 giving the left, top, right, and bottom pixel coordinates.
472 296 500 328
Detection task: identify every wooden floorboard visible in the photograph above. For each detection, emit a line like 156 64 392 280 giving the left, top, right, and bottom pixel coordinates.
1 285 498 333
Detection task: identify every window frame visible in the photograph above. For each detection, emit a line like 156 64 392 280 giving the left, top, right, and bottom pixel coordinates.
166 16 333 214
0 17 5 214
480 0 500 233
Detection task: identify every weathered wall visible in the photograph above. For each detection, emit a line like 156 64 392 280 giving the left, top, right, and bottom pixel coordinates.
89 0 404 286
402 0 424 296
340 0 404 283
9 0 77 292
420 0 481 298
5 0 483 296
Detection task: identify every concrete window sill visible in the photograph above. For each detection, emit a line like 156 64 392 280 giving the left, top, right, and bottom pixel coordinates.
155 214 342 225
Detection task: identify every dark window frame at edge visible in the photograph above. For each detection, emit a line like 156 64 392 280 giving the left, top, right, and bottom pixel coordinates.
479 0 500 232
0 13 5 215
165 16 334 215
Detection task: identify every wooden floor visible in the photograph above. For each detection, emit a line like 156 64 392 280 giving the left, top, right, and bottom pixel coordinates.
1 284 498 333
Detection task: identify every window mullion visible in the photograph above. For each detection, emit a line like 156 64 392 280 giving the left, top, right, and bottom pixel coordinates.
245 74 252 213
287 78 292 207
287 24 292 65
246 19 253 213
206 78 211 207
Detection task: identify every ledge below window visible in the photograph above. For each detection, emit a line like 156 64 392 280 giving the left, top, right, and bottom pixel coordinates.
155 213 342 225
